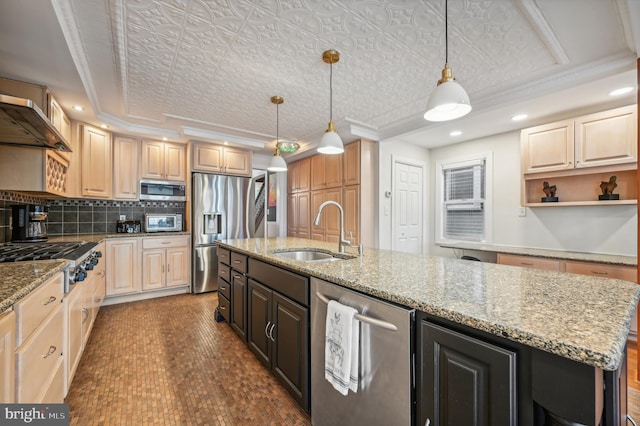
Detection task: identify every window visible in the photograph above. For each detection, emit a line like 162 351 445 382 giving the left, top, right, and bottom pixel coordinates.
436 153 492 243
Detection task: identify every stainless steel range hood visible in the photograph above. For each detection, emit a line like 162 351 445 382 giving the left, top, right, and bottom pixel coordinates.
0 94 72 152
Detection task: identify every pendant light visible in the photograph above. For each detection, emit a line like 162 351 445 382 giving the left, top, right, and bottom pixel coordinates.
317 50 344 155
267 96 287 172
424 0 471 122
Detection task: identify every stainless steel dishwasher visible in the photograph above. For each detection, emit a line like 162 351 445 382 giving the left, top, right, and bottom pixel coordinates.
311 277 414 426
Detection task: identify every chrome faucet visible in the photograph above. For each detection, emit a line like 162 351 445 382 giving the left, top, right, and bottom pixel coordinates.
313 201 351 253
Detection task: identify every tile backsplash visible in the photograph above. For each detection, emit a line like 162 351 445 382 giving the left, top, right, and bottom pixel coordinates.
0 191 186 243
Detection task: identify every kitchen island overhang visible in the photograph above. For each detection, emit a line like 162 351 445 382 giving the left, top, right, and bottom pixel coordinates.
217 237 640 372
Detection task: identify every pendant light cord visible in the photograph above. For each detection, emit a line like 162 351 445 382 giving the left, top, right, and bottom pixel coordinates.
445 0 448 64
276 102 279 145
329 61 333 122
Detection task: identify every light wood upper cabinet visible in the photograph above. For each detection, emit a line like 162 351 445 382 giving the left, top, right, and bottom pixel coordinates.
141 140 186 182
343 141 361 186
191 142 252 176
106 238 140 296
113 136 140 199
343 185 360 245
49 96 71 148
310 189 342 242
521 119 574 174
0 310 15 403
0 147 69 197
311 154 342 190
81 124 112 199
574 105 637 168
288 157 311 193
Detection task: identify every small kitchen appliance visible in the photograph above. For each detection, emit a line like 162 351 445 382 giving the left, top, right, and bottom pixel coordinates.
11 204 48 242
144 213 183 233
139 179 187 201
116 220 141 234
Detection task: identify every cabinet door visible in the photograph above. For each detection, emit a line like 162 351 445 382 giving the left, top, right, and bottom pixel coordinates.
574 105 637 168
141 141 165 179
287 193 297 237
297 157 311 192
166 246 190 287
164 143 186 181
0 311 15 403
343 141 361 186
142 249 165 291
113 136 139 199
192 143 223 173
230 272 247 341
287 161 298 193
272 292 308 410
325 154 343 188
224 147 252 176
247 279 272 366
419 321 517 426
521 119 574 174
106 238 140 296
81 125 112 198
65 285 83 393
323 188 342 243
297 192 311 238
343 185 360 245
310 155 326 190
310 191 326 241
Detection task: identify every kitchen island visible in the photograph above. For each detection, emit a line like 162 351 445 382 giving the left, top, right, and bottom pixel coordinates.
218 237 640 425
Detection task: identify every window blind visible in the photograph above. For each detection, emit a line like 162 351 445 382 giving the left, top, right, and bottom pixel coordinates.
443 161 485 241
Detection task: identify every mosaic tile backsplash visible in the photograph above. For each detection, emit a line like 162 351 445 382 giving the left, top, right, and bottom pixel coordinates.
0 192 186 243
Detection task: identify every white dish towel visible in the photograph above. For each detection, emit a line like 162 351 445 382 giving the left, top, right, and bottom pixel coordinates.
325 300 359 395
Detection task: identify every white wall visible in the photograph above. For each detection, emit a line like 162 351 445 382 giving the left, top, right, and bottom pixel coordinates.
428 131 637 257
378 139 431 251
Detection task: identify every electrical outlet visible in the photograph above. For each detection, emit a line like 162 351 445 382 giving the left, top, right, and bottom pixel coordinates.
518 207 526 217
119 214 126 221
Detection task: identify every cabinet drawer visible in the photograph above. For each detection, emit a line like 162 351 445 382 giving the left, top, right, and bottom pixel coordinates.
218 263 230 283
16 304 63 402
218 295 230 322
218 277 231 299
564 261 637 282
218 247 230 266
230 252 248 273
497 253 561 272
142 236 189 250
15 272 63 347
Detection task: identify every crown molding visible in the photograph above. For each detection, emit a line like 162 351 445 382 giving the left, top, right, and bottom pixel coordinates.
180 126 265 149
515 0 570 64
96 112 180 140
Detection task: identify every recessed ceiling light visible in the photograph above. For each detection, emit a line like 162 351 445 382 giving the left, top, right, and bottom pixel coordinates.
162 137 168 141
449 130 462 137
100 124 108 129
511 114 528 121
223 141 229 145
609 87 634 96
72 105 84 111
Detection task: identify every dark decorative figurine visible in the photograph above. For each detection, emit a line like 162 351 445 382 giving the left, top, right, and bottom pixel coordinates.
599 176 619 201
541 181 558 202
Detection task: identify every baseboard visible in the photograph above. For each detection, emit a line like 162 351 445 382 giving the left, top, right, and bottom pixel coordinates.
103 286 190 306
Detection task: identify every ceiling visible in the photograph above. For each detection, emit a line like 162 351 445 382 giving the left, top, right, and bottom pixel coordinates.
0 0 638 159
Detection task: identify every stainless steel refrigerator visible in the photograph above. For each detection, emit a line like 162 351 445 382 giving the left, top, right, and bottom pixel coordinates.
191 172 263 294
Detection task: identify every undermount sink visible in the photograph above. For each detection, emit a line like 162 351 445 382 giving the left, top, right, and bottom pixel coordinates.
273 249 355 263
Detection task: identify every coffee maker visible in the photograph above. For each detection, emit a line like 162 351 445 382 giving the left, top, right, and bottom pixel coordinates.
11 204 48 242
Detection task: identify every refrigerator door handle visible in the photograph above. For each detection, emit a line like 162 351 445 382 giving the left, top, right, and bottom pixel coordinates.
245 179 251 237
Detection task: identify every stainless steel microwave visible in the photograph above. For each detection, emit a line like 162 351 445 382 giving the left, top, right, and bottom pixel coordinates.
139 179 186 201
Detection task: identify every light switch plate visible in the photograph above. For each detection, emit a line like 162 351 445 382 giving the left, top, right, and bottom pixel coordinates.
518 207 526 217
119 214 126 221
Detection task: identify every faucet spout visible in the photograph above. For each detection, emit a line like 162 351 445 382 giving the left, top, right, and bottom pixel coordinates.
313 200 351 253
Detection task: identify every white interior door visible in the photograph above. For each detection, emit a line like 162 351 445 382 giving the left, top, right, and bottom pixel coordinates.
393 161 424 254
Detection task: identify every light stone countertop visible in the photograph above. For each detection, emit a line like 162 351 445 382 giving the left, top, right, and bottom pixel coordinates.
0 260 69 314
48 232 190 244
439 242 637 266
219 237 640 371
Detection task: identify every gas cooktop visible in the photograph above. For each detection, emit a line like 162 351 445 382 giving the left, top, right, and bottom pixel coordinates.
0 241 97 263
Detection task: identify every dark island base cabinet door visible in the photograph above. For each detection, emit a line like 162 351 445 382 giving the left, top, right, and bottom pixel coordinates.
247 279 271 366
272 292 308 408
230 272 247 341
419 321 518 426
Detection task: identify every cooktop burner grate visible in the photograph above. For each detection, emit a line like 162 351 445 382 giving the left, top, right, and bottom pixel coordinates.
0 242 96 262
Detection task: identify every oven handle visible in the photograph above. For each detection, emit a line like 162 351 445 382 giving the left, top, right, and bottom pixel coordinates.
315 292 398 331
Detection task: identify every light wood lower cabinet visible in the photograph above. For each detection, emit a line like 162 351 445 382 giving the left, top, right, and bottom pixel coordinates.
106 238 140 296
64 284 83 396
0 311 15 403
141 236 190 291
14 271 64 403
497 253 561 271
287 192 310 238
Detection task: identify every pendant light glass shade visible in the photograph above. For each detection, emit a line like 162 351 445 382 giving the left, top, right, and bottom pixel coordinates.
424 0 471 122
267 95 288 172
317 50 344 155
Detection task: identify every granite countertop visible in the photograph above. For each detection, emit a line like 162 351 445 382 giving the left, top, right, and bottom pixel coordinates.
47 231 190 244
439 242 637 267
219 237 640 371
0 260 69 314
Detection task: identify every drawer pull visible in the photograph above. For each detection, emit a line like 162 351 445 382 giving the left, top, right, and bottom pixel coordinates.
82 308 89 324
592 271 609 275
520 262 534 266
233 274 242 279
233 259 241 264
219 305 226 311
42 345 57 359
43 296 57 306
162 242 171 244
